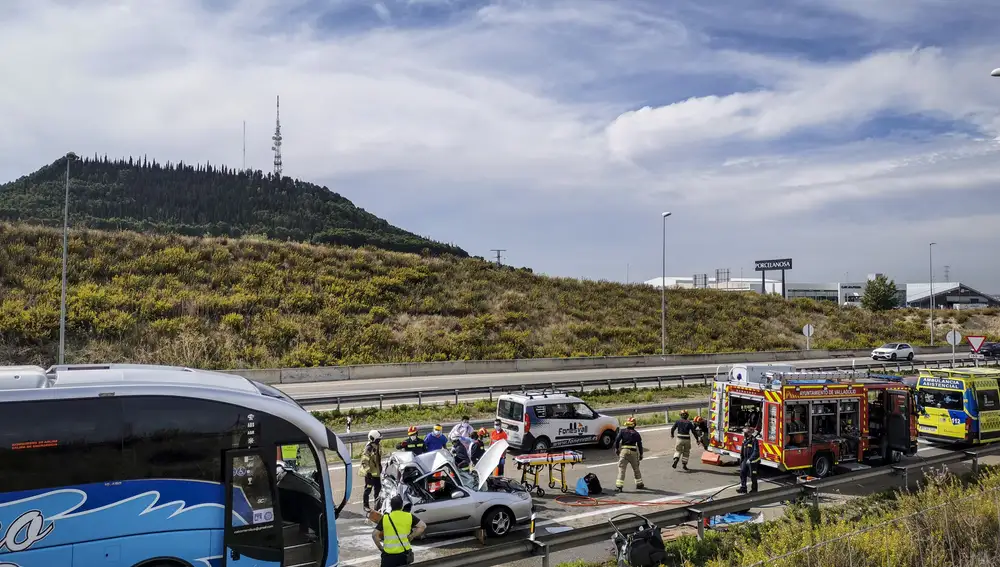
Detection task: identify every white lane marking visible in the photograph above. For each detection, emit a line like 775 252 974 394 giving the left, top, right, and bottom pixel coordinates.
588 456 660 468
337 482 741 566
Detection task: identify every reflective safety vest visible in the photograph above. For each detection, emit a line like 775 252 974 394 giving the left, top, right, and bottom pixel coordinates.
381 510 414 555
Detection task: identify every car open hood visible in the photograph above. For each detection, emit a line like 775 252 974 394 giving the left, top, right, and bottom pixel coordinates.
474 439 509 490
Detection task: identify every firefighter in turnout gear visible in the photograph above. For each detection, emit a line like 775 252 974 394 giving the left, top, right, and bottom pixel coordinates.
693 415 710 450
614 416 644 492
737 426 761 494
670 410 695 470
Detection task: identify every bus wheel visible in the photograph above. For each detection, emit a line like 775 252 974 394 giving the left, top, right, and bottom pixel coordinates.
812 453 833 478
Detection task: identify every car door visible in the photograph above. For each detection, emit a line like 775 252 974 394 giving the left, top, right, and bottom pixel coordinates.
224 449 284 566
411 469 475 533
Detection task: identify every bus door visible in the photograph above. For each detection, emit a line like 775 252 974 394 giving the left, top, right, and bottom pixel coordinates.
885 390 917 456
971 379 1000 443
224 449 284 566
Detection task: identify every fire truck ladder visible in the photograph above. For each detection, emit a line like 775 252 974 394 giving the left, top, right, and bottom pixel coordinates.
762 370 869 387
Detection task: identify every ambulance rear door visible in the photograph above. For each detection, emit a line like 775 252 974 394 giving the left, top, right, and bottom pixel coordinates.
972 378 1000 443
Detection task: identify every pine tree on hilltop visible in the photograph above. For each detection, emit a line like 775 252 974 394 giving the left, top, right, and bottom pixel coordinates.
0 156 467 257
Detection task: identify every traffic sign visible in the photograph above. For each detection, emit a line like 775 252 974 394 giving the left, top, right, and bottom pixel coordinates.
971 353 986 359
802 324 814 337
946 330 963 347
969 336 987 353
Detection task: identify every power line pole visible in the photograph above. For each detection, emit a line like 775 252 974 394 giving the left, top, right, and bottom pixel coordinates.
490 249 506 266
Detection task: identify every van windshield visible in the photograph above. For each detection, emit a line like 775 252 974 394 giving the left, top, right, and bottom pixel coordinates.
498 399 524 421
919 390 964 412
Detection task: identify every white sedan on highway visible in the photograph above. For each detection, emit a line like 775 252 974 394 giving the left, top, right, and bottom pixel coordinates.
871 342 914 361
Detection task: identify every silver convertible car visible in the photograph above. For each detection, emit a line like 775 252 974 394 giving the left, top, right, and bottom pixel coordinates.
377 439 533 538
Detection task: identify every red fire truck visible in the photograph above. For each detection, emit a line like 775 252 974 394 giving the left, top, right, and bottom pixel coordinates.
707 364 918 477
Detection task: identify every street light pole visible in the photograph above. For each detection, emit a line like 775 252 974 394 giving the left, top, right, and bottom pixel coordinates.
59 152 77 365
661 211 672 356
929 242 936 347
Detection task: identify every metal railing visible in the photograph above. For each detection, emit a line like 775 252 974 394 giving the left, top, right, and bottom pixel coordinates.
297 357 995 411
337 400 710 444
409 442 1000 567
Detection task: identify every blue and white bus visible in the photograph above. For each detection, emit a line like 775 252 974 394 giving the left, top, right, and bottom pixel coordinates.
0 364 352 567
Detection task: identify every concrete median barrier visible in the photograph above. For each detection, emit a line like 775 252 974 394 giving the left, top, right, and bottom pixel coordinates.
230 346 957 384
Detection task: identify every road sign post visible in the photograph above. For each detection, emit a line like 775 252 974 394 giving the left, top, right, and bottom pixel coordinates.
802 323 814 351
946 330 963 367
969 336 987 367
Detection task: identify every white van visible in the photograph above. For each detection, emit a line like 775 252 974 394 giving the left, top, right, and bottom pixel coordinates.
495 390 620 453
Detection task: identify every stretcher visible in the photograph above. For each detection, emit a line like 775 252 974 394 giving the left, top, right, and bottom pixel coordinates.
513 451 585 496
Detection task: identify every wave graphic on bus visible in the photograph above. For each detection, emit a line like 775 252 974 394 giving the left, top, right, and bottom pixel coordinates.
0 479 247 555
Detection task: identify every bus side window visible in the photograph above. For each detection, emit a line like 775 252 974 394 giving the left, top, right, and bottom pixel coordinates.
0 398 124 493
122 396 243 482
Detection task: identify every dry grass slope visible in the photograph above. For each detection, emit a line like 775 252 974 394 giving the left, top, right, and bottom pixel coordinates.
1 222 998 369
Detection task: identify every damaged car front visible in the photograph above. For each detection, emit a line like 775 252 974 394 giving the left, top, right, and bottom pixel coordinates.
377 439 533 538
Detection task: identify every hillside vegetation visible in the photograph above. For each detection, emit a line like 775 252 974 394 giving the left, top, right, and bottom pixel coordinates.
1 223 998 369
0 155 465 256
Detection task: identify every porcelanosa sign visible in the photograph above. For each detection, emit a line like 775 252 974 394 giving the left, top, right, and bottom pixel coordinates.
754 258 793 271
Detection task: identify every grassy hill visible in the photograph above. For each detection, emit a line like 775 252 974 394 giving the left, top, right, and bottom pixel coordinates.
1 223 998 369
0 155 466 257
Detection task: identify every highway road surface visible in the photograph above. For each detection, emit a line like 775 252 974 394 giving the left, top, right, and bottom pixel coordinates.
278 354 964 409
329 422 992 567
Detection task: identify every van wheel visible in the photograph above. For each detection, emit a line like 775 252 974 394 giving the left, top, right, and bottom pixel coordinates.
531 437 551 453
598 430 615 450
812 453 833 478
483 506 514 537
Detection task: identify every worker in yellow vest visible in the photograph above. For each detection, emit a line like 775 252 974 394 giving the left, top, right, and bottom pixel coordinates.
373 495 426 566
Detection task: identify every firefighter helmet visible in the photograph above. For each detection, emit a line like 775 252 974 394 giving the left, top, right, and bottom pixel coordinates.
679 410 689 419
625 416 637 428
407 426 418 436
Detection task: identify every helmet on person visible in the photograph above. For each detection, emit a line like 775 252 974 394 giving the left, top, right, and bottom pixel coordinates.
407 426 418 436
625 416 636 428
693 415 703 423
368 430 381 441
478 427 489 438
679 410 689 419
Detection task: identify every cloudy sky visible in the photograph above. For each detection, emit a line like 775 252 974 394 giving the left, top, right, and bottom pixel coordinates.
4 0 1000 289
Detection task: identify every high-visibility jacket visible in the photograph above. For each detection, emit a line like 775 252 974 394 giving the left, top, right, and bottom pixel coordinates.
381 510 414 555
360 442 382 476
490 429 508 444
741 435 761 464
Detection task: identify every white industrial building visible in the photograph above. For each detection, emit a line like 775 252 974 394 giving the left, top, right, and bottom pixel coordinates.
645 276 783 294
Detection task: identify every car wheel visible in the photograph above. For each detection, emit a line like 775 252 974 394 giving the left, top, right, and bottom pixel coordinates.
907 352 914 361
598 430 615 450
812 453 833 478
531 437 551 453
483 506 514 538
890 353 897 361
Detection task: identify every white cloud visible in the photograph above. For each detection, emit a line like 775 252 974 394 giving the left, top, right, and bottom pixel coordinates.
2 0 1000 284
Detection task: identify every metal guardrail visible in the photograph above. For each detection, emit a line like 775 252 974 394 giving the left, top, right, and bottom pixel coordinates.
299 357 995 411
411 441 1000 567
337 400 711 444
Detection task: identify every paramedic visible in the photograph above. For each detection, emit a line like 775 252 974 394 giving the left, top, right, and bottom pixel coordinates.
490 419 509 475
396 426 426 455
670 410 695 470
373 495 427 567
469 428 487 465
425 424 448 452
737 426 761 494
449 416 473 440
692 415 710 450
614 416 644 492
361 430 383 513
